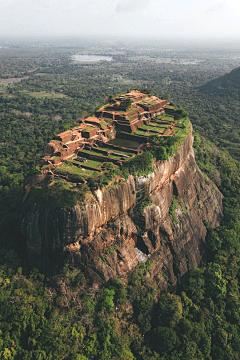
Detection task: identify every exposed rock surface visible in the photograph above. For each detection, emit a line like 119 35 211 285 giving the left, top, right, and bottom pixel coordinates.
21 129 223 287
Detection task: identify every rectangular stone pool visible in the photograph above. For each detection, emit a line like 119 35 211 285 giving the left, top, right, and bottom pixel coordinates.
108 138 143 149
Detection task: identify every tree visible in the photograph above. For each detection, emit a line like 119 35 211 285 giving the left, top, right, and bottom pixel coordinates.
206 263 227 299
154 293 183 328
120 98 132 110
150 327 180 354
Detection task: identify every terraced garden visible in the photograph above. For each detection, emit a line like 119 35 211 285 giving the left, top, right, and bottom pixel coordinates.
134 121 174 137
50 104 190 185
151 121 170 127
134 130 148 136
163 115 176 121
156 115 175 122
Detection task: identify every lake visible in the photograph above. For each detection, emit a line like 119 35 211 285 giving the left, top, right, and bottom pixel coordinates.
72 54 113 62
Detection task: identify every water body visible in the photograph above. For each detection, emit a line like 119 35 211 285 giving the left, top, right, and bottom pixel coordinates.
72 54 113 62
108 138 142 149
182 61 201 65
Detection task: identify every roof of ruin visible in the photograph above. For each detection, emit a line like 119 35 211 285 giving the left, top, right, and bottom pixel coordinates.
84 116 101 124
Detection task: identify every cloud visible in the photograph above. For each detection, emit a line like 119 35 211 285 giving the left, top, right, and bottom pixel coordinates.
115 0 150 13
206 2 225 13
226 0 240 10
0 0 14 7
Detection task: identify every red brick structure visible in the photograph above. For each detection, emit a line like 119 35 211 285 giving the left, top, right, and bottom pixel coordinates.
95 90 169 132
82 126 98 139
43 91 170 166
84 116 101 127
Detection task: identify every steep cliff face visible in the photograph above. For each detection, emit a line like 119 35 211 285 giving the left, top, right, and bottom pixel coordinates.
21 129 223 286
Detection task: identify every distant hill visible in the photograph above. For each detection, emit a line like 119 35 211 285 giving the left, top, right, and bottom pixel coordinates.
200 66 240 99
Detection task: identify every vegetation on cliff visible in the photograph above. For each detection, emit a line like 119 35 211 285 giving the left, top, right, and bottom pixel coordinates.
28 181 90 209
149 116 190 160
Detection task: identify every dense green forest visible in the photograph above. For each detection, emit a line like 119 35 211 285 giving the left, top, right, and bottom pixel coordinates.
1 40 240 359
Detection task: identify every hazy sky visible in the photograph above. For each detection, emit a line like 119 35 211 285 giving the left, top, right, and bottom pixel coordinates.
0 0 240 39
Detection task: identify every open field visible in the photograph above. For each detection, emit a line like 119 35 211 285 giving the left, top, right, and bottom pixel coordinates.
0 76 29 84
21 90 68 98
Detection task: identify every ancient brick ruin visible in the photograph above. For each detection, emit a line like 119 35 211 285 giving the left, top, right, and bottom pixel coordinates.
43 91 170 167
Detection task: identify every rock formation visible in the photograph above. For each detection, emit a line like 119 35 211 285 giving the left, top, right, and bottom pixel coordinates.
21 126 223 287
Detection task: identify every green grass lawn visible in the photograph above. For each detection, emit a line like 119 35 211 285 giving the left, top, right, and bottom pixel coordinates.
163 115 175 121
100 117 112 124
55 163 97 177
139 124 161 130
80 149 105 156
83 159 103 168
157 124 171 129
148 101 158 105
147 132 159 137
165 105 176 110
159 118 175 123
152 122 171 128
164 129 172 136
176 119 185 126
164 119 175 123
134 129 147 134
139 125 155 130
148 128 162 133
71 158 103 169
148 123 170 131
139 125 163 133
84 125 95 132
132 130 147 137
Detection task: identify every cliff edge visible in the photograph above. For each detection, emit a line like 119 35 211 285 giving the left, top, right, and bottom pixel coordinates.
21 126 223 288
